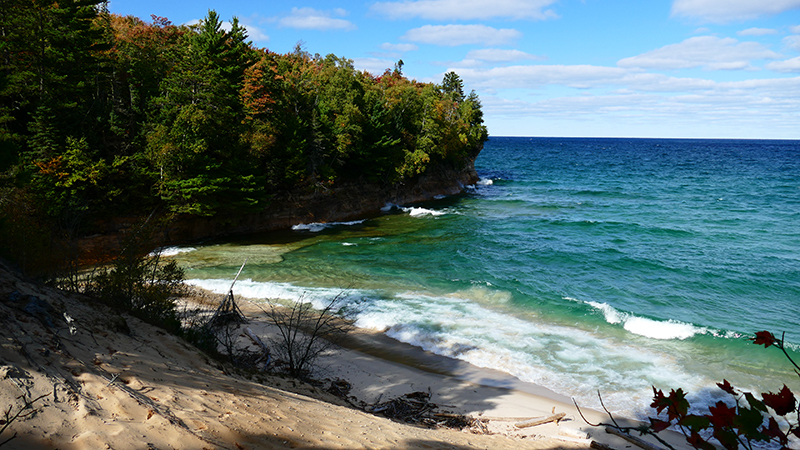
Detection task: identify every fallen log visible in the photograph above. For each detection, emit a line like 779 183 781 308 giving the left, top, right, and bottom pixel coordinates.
243 327 270 370
590 440 616 450
605 427 664 450
514 412 566 428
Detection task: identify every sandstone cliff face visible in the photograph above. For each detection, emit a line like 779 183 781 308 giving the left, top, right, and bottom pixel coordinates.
167 159 479 241
78 159 480 259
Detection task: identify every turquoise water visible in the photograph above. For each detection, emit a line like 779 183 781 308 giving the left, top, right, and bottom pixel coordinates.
169 137 800 419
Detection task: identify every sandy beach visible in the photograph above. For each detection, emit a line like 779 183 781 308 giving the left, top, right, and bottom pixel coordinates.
0 263 687 449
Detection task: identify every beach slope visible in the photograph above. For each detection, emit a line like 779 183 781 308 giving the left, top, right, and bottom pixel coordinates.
0 262 683 449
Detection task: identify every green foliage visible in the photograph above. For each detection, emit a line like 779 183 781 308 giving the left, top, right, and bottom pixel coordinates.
442 71 465 102
1 6 488 270
145 10 262 215
84 221 186 332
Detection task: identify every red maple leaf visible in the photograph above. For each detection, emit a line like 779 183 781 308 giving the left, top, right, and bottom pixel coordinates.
708 401 736 428
717 379 737 395
651 387 666 410
652 388 689 421
649 418 671 432
763 417 788 446
687 432 715 450
751 331 777 348
762 385 797 416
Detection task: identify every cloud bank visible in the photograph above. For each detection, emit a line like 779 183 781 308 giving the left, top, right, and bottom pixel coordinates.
671 0 800 23
402 24 522 46
370 0 559 21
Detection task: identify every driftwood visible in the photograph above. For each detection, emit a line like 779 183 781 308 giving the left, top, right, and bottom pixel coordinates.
605 427 665 450
365 391 488 433
243 327 270 370
590 440 617 450
514 412 566 428
207 260 248 328
327 379 352 397
244 327 268 352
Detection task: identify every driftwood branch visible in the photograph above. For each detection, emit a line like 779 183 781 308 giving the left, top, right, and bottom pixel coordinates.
573 395 677 450
605 427 665 450
244 327 271 370
590 440 616 450
514 412 566 428
228 259 248 293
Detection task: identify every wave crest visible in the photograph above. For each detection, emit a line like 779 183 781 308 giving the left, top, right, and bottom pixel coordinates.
292 220 365 232
150 246 196 257
402 207 446 217
584 300 705 340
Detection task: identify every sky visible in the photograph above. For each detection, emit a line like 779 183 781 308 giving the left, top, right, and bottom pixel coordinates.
107 0 800 139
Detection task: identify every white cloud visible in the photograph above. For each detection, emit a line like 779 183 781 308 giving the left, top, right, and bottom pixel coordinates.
455 64 628 90
402 24 521 46
453 61 800 99
480 75 800 138
450 49 543 69
737 27 778 36
671 0 800 23
767 56 800 72
465 48 542 63
784 35 800 51
617 36 781 70
242 25 269 42
278 7 355 31
352 57 396 75
792 25 800 34
380 42 419 52
370 0 559 21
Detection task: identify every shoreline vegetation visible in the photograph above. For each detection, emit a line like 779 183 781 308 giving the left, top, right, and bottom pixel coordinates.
0 259 690 449
1 4 487 272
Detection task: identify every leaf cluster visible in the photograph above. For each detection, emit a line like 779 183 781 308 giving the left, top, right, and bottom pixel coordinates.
649 332 799 450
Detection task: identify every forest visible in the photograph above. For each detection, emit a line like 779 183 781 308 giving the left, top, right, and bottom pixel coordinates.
0 1 488 273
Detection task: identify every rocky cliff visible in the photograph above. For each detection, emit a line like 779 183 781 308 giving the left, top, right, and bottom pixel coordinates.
78 158 480 260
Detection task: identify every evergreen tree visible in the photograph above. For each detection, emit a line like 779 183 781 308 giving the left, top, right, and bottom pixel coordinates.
146 10 260 216
441 71 465 102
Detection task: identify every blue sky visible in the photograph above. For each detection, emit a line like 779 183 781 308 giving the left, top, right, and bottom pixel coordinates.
107 0 800 139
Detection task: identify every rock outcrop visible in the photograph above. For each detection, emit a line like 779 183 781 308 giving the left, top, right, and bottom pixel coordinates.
78 159 480 260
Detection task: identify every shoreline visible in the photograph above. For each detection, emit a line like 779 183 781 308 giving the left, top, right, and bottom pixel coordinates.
210 289 690 448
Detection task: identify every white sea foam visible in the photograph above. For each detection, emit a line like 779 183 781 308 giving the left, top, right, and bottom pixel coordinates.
477 178 494 186
624 317 701 340
185 278 364 311
342 242 357 246
402 207 446 217
291 220 365 232
350 289 704 418
150 246 197 257
584 300 704 340
186 277 707 419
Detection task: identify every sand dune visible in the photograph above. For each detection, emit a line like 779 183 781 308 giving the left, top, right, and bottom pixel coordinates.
0 263 684 449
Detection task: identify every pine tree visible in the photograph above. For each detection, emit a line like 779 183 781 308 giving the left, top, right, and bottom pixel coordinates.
146 10 260 216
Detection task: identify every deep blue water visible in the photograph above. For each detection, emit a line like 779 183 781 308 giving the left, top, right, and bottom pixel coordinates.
171 137 800 418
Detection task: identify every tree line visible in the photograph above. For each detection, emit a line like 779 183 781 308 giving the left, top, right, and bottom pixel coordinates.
0 2 488 272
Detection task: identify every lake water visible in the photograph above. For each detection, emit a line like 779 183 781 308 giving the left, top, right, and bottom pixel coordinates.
170 137 800 420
